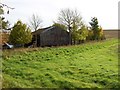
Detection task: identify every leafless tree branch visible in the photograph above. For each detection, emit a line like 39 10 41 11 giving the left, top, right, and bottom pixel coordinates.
29 14 42 31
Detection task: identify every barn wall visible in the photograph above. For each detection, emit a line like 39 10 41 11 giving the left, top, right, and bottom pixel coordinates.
40 27 69 46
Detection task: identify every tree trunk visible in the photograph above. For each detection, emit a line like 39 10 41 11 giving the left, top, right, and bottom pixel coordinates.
73 38 76 45
68 26 72 45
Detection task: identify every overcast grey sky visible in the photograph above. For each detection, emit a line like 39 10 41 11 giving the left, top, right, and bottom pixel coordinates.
1 0 119 29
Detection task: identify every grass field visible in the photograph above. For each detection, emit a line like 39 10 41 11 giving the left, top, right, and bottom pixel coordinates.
2 38 119 88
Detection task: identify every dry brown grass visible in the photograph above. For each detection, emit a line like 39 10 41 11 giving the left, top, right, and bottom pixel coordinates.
103 30 119 39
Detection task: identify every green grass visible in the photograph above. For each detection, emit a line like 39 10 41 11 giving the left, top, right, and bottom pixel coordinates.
2 38 119 88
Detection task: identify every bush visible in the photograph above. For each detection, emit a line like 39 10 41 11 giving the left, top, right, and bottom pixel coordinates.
9 20 32 47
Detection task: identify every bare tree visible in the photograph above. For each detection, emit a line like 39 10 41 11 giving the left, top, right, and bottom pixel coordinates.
0 2 14 14
58 8 82 44
29 14 42 31
29 14 42 47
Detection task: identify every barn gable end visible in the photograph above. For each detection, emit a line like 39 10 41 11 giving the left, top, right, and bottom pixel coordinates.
32 26 69 47
40 26 69 46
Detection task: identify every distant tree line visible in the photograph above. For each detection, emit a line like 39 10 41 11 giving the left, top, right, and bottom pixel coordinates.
55 8 105 45
1 5 105 47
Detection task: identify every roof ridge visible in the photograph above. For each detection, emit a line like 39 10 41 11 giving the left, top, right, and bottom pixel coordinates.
41 26 55 33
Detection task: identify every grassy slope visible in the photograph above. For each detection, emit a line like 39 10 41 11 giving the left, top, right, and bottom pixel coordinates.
2 39 119 88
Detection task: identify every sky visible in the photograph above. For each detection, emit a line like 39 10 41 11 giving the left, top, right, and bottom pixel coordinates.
1 0 119 29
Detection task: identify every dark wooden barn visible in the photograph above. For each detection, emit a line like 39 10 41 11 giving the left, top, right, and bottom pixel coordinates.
32 26 69 47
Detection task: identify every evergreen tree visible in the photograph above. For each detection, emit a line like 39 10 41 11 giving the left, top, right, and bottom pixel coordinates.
89 17 105 40
89 17 99 40
9 20 32 46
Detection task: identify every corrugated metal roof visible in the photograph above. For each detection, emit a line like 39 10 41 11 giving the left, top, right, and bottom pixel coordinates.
41 26 55 33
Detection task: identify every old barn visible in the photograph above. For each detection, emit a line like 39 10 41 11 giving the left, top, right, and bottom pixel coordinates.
32 26 69 47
